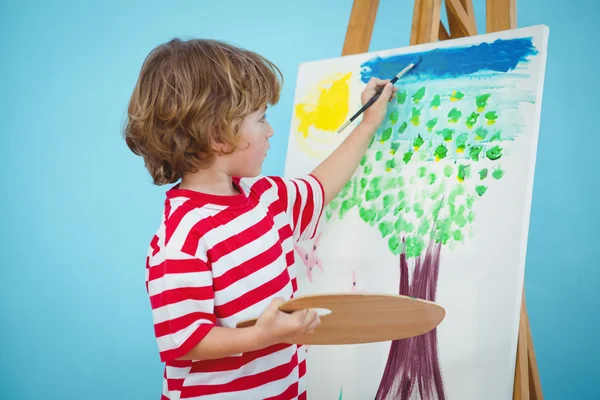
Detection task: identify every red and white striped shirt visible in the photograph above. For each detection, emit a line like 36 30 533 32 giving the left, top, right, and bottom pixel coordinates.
145 174 324 399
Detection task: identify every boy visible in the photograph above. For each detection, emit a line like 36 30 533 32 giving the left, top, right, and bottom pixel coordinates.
124 38 396 399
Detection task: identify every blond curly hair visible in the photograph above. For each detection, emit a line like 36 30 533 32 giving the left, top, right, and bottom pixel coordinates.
123 38 283 185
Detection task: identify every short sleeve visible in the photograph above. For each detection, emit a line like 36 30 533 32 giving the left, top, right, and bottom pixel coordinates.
146 246 216 362
269 174 325 242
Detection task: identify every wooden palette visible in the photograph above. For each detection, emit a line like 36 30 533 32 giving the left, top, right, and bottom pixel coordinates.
236 293 445 345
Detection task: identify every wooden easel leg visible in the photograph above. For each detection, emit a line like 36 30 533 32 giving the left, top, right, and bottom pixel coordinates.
410 0 442 45
486 0 516 32
513 293 530 400
526 298 543 399
446 0 477 37
341 0 380 56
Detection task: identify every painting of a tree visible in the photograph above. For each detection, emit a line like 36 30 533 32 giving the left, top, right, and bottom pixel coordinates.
324 84 509 400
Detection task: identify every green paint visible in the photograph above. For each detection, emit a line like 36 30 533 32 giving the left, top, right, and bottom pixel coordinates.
465 112 479 129
379 221 394 237
432 198 445 221
395 217 414 233
413 203 424 218
339 180 351 198
412 87 426 103
375 151 383 161
448 108 462 123
475 185 488 196
443 165 453 178
397 190 405 201
438 128 454 142
413 135 424 151
385 158 397 171
451 90 464 101
455 132 468 153
418 219 431 236
429 173 437 185
376 207 391 222
390 141 401 155
389 111 399 125
370 176 382 189
469 145 483 161
485 111 498 124
383 176 402 191
486 145 503 160
381 127 392 143
417 166 427 178
383 194 394 209
410 107 421 126
360 177 367 189
479 168 488 180
475 126 488 141
364 163 373 175
434 144 448 161
368 135 375 149
325 209 333 220
467 211 475 223
455 211 468 228
403 151 413 164
398 121 408 134
466 194 475 209
339 199 352 218
430 94 441 109
426 117 438 132
388 235 403 254
396 90 407 104
492 166 504 180
360 155 367 166
476 93 491 111
453 229 464 241
394 202 405 216
435 218 452 244
490 130 502 142
330 199 340 210
457 164 470 182
359 206 377 224
405 236 425 258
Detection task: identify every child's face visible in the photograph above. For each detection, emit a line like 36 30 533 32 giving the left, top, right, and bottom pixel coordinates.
226 106 273 177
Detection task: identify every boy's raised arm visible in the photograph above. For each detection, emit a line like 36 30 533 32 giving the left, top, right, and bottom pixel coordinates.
311 78 396 205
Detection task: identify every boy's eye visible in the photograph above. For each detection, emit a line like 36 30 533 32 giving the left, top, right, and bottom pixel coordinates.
260 114 267 122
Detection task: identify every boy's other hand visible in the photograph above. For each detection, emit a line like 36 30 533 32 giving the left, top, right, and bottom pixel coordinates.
360 78 397 129
253 298 321 347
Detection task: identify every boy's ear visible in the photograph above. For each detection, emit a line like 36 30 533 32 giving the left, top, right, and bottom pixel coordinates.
212 140 229 154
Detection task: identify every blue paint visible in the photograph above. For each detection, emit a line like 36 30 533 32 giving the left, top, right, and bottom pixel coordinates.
360 37 539 83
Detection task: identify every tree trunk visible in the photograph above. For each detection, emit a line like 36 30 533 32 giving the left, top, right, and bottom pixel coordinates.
375 240 446 400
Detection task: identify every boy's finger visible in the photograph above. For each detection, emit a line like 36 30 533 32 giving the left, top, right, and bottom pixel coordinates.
366 77 390 90
376 83 394 104
307 316 321 331
291 309 309 326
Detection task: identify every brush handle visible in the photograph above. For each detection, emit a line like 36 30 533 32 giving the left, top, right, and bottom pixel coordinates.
336 57 420 134
346 71 403 124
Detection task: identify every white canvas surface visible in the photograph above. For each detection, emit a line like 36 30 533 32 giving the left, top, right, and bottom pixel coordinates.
283 26 549 400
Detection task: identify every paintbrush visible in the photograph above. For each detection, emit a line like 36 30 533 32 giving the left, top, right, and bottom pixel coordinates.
337 56 422 133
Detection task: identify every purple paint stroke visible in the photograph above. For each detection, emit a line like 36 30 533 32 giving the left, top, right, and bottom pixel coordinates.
376 240 445 400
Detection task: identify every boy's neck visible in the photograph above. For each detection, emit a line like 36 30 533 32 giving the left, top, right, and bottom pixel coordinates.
179 167 240 196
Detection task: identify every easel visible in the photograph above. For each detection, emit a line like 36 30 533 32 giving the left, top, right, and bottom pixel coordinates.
340 1 543 399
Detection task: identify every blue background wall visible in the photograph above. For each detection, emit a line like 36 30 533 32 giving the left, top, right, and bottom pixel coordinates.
2 0 598 399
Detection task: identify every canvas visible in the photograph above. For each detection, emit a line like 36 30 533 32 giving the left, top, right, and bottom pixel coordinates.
283 25 549 400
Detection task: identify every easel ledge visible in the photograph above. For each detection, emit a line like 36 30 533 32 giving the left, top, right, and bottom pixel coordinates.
340 0 543 399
